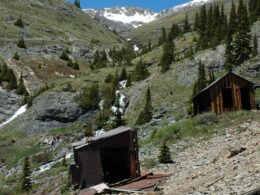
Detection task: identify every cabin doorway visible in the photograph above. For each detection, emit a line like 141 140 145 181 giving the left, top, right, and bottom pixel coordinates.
241 88 251 110
222 88 233 110
100 148 130 184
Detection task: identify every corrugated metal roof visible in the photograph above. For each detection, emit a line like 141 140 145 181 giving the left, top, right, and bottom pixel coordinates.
73 126 133 150
194 72 254 99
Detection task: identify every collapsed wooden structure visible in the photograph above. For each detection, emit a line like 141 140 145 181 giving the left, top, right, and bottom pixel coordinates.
193 72 256 115
70 127 140 188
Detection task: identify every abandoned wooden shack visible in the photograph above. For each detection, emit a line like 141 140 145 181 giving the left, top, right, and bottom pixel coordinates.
70 126 140 188
193 72 256 115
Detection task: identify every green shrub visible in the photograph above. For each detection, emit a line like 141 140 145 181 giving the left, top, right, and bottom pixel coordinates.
194 112 218 125
158 142 173 164
31 152 51 165
142 158 158 169
17 38 26 49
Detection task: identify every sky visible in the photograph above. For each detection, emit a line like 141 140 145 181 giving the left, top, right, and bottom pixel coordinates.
68 0 191 12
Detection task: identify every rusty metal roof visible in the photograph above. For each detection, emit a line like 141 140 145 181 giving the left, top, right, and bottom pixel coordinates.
73 126 133 150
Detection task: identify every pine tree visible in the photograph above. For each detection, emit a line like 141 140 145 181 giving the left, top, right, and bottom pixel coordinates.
119 66 127 81
14 16 24 28
159 27 167 45
194 12 199 31
133 60 149 81
160 38 175 73
249 0 258 23
73 61 80 70
60 50 70 61
233 0 252 66
225 34 235 71
148 39 152 51
252 34 259 57
20 157 32 192
158 142 173 164
208 70 216 85
136 87 153 125
228 0 237 36
74 0 80 8
197 61 207 91
126 75 132 87
7 69 17 90
17 38 26 49
79 83 99 110
183 14 191 33
16 74 27 95
13 52 20 60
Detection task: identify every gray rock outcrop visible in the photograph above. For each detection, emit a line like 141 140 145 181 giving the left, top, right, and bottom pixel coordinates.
4 91 94 135
0 88 22 123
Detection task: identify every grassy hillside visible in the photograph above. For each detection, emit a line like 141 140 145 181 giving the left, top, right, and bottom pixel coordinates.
124 0 237 45
0 0 124 49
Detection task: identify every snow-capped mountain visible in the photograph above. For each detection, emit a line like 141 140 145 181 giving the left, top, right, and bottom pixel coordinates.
84 7 158 30
83 0 213 32
167 0 213 15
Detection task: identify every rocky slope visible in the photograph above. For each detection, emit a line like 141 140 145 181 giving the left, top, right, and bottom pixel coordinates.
141 119 260 194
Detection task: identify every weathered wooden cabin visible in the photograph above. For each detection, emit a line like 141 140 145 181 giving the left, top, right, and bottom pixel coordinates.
70 127 140 188
193 72 255 115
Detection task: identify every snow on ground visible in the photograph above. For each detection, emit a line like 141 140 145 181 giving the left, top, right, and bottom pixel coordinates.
170 0 213 13
0 105 27 128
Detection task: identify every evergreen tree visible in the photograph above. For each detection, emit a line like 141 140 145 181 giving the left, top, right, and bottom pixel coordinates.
228 0 237 36
60 50 70 61
197 61 207 92
13 52 20 60
74 0 80 8
158 142 173 164
79 83 99 110
133 60 149 81
183 14 191 33
20 157 32 192
14 16 24 28
16 74 27 95
6 69 17 90
112 94 126 128
136 87 153 125
194 12 199 31
252 34 259 57
148 39 152 51
73 61 80 70
208 70 216 84
17 38 26 49
119 66 127 81
159 27 167 45
160 38 175 73
225 34 235 71
126 75 132 87
233 0 252 66
249 0 258 23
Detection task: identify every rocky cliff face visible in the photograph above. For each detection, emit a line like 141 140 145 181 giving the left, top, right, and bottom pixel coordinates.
3 91 94 135
0 88 22 123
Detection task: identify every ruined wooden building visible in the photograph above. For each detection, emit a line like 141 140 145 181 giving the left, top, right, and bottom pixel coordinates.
70 127 140 188
193 72 256 115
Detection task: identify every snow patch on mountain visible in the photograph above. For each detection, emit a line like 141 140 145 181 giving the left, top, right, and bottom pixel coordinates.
169 0 213 13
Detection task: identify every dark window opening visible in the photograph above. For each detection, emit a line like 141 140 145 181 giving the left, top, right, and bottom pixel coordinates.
100 148 130 184
241 88 251 110
222 88 233 108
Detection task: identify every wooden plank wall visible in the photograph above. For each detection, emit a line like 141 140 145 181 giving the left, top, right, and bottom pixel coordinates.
208 74 255 114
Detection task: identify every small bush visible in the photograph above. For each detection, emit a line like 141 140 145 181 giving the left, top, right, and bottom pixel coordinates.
17 38 26 49
32 152 51 165
14 17 24 28
13 52 20 60
194 112 218 125
142 158 158 169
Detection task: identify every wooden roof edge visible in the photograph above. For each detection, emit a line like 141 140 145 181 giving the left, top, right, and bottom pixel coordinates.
193 72 255 100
